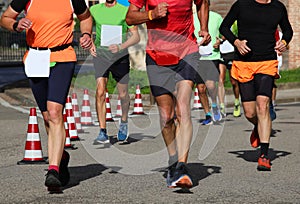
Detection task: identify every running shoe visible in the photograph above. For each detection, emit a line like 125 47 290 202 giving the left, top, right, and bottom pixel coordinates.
212 106 222 122
201 115 213 125
269 102 277 121
45 169 62 192
59 150 70 186
94 129 109 144
257 154 271 171
166 162 177 188
233 102 241 117
170 162 193 189
250 125 260 148
220 103 226 117
117 122 128 142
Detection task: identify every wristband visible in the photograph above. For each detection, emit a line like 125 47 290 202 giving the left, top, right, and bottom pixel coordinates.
80 32 91 38
281 40 289 49
148 10 153 21
281 40 287 46
13 22 21 33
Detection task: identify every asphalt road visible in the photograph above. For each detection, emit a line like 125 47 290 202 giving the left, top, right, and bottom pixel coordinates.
0 93 299 203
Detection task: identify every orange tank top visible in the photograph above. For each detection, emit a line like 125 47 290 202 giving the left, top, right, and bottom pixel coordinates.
23 0 76 62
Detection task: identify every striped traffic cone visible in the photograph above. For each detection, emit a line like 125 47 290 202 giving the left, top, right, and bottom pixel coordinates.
17 108 47 164
72 92 84 133
114 95 122 118
63 109 77 150
65 96 80 141
105 90 114 122
192 87 202 110
131 84 145 115
80 89 94 126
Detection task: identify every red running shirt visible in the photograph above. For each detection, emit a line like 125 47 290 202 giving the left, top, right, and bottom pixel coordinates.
129 0 201 65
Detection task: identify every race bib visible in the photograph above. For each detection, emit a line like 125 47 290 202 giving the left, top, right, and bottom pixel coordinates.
24 48 51 77
199 42 213 56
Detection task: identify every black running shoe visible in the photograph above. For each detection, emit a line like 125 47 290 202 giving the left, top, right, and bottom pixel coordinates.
170 162 193 189
45 169 62 192
59 150 70 186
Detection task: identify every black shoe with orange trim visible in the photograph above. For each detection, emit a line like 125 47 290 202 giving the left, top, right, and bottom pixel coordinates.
250 125 260 148
257 155 271 171
169 162 193 189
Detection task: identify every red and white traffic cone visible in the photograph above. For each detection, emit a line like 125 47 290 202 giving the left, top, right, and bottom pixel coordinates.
17 108 47 164
114 95 122 118
131 84 145 115
80 89 94 126
63 109 77 150
66 96 80 141
192 87 202 110
105 90 114 122
72 92 84 133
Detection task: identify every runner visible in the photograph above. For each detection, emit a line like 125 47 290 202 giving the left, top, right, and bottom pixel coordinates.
89 0 140 144
126 0 210 188
195 7 223 122
0 0 92 192
220 0 293 171
219 21 241 117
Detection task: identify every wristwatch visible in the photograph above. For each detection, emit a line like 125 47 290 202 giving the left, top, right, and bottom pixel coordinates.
13 22 21 33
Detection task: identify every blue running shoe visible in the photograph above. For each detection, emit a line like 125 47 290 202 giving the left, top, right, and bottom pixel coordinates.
212 106 222 122
94 129 109 144
270 102 277 121
201 115 213 125
117 122 128 141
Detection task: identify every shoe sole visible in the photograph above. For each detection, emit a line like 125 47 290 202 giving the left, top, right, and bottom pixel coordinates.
257 165 271 171
47 186 62 194
201 121 213 125
169 175 193 189
95 139 110 144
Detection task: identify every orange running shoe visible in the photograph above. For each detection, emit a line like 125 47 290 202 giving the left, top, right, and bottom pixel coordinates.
257 155 271 171
250 126 260 148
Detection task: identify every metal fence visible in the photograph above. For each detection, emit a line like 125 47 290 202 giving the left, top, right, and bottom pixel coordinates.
0 30 90 64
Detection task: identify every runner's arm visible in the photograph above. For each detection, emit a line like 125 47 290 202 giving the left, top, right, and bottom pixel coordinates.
219 1 239 46
195 0 211 46
120 26 140 50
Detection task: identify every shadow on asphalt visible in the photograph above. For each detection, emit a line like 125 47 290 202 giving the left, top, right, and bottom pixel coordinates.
244 128 282 138
228 148 291 163
62 163 107 191
154 163 221 193
94 133 156 148
110 133 156 145
188 163 221 189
